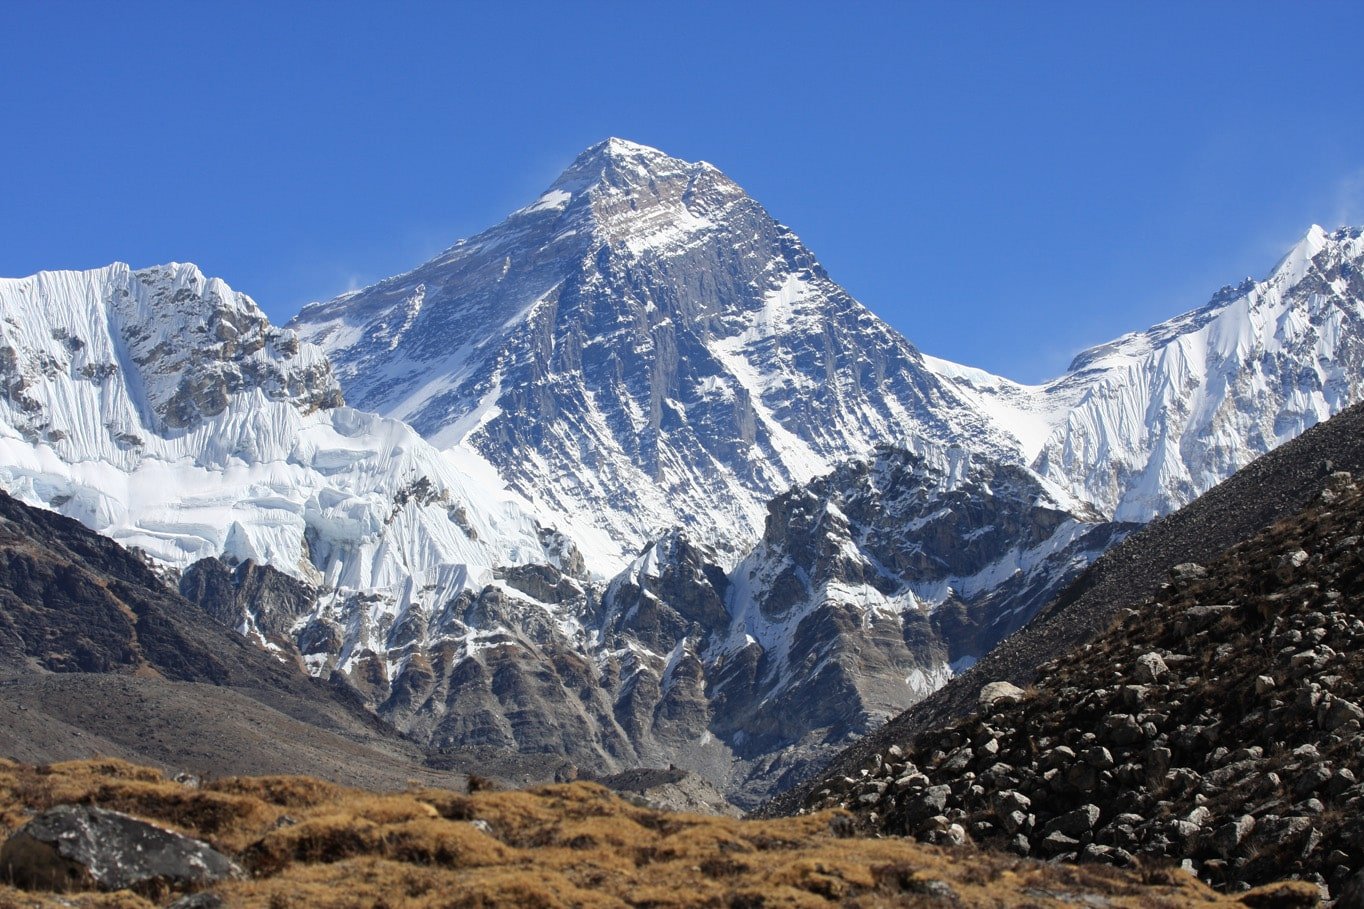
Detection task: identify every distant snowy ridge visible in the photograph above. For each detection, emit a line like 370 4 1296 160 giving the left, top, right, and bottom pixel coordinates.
0 262 568 644
927 225 1364 520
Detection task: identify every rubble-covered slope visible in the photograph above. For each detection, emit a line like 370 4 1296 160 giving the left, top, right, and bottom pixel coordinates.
796 467 1364 898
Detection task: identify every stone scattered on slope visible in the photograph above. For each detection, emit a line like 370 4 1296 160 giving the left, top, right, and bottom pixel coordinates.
0 804 241 894
979 681 1027 709
802 469 1364 900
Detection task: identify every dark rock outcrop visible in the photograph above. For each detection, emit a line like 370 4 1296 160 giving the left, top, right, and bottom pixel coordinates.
180 557 319 657
0 804 241 894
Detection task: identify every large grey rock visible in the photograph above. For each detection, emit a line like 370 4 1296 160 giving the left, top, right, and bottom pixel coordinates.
0 804 241 893
1043 804 1102 838
979 681 1027 709
1133 652 1169 684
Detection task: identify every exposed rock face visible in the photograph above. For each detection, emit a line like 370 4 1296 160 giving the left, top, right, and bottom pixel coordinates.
179 558 319 657
599 530 730 655
798 467 1364 898
398 445 1116 806
0 804 241 893
0 264 340 448
100 265 343 432
380 579 633 767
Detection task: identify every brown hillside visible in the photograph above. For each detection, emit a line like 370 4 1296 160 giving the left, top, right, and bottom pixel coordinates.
0 759 1316 908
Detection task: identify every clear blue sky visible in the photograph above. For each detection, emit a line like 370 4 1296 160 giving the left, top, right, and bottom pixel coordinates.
3 1 1362 382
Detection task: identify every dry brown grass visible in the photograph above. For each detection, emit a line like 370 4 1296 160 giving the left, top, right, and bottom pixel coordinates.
0 760 1318 908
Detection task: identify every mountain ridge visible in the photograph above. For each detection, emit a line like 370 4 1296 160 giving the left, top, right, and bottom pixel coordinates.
762 397 1364 818
3 140 1364 808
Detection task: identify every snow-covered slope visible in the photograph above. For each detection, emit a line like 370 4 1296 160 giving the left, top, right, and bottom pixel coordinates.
929 225 1364 521
293 139 1020 569
0 262 569 647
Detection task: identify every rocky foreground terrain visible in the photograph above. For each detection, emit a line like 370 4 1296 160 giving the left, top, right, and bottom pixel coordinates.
798 467 1364 899
0 758 1322 908
767 399 1364 809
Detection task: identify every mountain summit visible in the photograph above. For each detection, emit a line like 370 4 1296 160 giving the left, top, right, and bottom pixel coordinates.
293 140 1017 568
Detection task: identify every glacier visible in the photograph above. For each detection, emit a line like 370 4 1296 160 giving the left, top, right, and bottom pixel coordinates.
0 262 576 669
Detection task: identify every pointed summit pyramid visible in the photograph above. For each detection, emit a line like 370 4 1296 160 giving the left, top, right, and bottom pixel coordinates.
292 141 1017 568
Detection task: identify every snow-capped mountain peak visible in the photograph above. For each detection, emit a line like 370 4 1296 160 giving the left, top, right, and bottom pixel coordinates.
294 140 1017 569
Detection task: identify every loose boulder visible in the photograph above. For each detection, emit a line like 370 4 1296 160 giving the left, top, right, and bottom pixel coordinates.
1133 652 1169 684
0 804 241 894
978 681 1026 710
